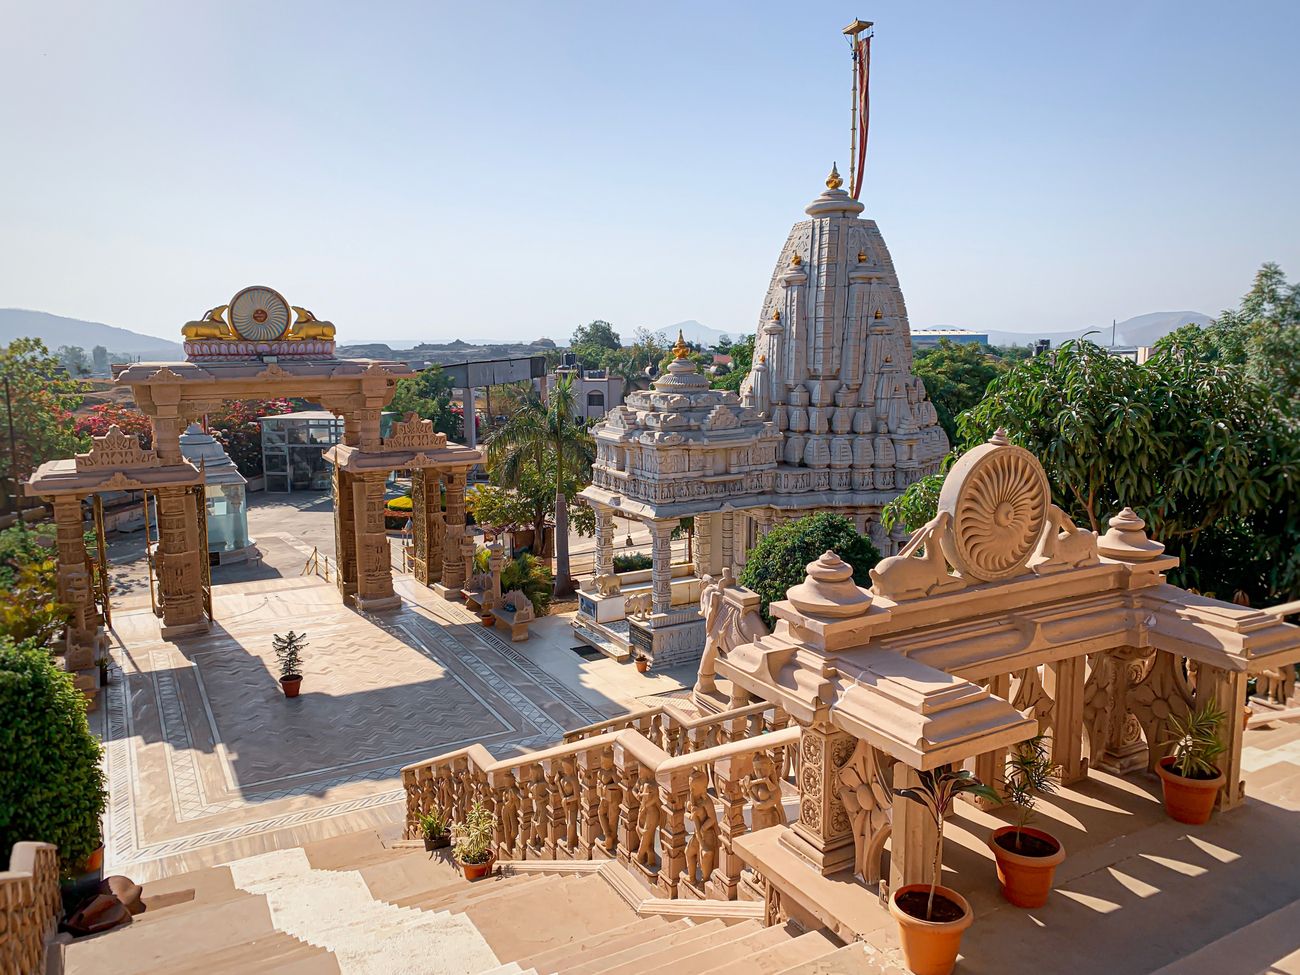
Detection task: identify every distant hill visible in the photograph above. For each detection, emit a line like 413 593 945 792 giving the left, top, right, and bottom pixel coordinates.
0 308 183 358
981 311 1213 349
651 320 741 347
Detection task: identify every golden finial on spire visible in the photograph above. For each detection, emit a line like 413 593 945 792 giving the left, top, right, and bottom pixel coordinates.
873 308 883 320
857 250 867 263
826 163 843 191
772 309 782 322
791 252 802 267
672 329 690 360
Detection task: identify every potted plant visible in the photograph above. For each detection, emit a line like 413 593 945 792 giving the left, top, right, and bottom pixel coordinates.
635 654 650 674
1157 698 1226 825
273 630 307 699
890 767 998 975
988 735 1065 908
453 800 497 881
419 807 451 851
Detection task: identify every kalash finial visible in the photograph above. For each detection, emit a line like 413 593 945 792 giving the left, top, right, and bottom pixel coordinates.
826 163 843 191
672 329 690 360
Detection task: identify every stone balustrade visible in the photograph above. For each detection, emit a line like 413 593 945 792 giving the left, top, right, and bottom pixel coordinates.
402 717 799 902
0 842 61 974
561 699 777 756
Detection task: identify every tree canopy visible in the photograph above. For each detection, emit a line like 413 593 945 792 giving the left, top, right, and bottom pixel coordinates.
390 365 462 440
710 333 756 393
570 320 622 367
911 340 1009 443
739 513 881 625
0 338 87 511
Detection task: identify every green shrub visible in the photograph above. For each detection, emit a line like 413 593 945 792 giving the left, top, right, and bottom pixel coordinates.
738 512 881 625
501 553 553 617
613 552 652 573
0 638 107 873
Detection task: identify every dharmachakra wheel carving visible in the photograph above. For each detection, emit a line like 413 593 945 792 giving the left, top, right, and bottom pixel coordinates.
229 285 291 341
938 441 1049 582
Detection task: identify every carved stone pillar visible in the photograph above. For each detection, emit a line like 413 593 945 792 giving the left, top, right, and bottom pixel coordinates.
594 505 614 579
151 415 184 465
436 470 468 598
332 466 358 604
1046 655 1087 784
707 752 750 901
734 512 749 569
613 749 642 869
890 764 939 889
155 486 206 635
351 470 399 611
1196 663 1249 810
51 495 101 667
484 540 505 612
410 470 444 586
692 512 713 578
656 773 689 897
972 672 1012 806
575 748 603 859
720 511 734 572
1088 646 1152 776
650 519 675 615
780 720 856 876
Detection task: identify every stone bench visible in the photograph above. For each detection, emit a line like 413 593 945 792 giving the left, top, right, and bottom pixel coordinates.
491 607 531 642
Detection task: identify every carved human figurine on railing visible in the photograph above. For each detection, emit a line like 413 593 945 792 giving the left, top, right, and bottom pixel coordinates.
634 768 661 870
527 766 549 852
746 751 787 832
684 767 720 889
596 750 622 855
556 757 581 853
498 771 522 857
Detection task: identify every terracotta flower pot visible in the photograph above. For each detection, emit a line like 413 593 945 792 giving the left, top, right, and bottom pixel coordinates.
481 614 494 627
81 845 105 875
988 826 1065 908
1156 756 1224 825
889 883 973 975
424 834 450 852
280 675 303 699
636 658 650 674
458 853 496 881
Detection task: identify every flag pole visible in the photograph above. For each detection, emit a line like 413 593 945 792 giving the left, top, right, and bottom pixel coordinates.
843 18 873 197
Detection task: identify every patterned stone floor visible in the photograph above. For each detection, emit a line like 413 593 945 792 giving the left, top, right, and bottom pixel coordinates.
97 575 618 880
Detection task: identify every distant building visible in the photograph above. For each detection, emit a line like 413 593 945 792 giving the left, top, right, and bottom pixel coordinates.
548 354 625 422
1104 346 1154 364
912 328 989 348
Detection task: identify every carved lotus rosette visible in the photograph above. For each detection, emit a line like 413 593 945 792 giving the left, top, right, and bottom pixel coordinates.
938 439 1050 582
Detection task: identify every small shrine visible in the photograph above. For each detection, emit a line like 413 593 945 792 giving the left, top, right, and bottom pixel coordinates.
178 423 254 564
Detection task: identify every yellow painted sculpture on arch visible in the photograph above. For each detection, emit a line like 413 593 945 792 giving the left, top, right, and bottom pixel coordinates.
181 285 335 350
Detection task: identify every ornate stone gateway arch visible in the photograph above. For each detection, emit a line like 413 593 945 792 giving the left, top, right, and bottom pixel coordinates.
27 287 480 681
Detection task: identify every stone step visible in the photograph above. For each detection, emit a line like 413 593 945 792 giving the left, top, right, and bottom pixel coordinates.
65 890 276 974
773 942 897 974
698 928 842 975
303 827 410 871
464 873 639 964
395 870 554 915
136 863 243 917
642 919 792 975
592 919 762 975
140 930 340 974
519 917 678 974
360 848 473 903
562 917 728 975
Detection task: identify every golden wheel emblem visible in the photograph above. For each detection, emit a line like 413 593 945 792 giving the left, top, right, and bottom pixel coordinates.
938 438 1049 582
229 286 291 341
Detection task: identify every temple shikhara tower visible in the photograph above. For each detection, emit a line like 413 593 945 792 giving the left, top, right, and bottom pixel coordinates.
577 165 948 663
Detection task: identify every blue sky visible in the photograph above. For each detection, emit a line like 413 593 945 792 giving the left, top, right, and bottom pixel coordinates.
1 1 1297 344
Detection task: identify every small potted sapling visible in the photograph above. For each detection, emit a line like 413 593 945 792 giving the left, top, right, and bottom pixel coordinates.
419 807 451 851
273 630 307 699
635 653 650 674
453 800 497 881
890 766 998 975
1157 698 1227 825
988 735 1065 908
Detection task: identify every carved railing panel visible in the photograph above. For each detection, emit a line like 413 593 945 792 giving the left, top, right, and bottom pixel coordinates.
837 738 895 887
0 842 61 975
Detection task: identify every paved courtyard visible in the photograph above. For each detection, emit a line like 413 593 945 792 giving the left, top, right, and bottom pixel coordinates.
97 568 695 882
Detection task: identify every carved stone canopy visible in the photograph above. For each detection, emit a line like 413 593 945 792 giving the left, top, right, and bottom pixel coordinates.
76 425 160 472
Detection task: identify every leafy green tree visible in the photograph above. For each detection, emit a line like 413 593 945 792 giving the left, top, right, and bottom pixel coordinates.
886 335 1300 603
0 338 87 512
710 333 755 393
739 513 881 625
389 366 462 440
56 345 92 377
485 376 595 596
570 320 622 368
0 638 107 872
912 340 1008 443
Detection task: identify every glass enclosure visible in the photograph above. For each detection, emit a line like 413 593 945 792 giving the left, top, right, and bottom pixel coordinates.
259 411 395 493
205 483 249 554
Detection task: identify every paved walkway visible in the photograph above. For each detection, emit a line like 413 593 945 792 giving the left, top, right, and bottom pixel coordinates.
98 572 695 882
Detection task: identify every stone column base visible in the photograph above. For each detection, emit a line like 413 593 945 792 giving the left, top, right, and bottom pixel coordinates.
355 593 403 613
431 583 465 601
160 620 210 640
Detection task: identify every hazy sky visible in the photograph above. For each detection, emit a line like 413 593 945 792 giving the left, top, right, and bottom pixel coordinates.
2 1 1297 345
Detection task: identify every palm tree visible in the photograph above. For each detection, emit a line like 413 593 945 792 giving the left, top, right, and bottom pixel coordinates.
485 375 594 597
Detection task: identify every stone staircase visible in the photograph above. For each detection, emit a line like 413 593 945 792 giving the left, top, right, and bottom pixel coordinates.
62 827 890 975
